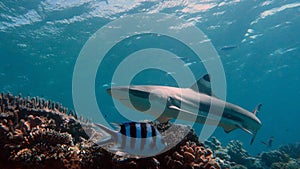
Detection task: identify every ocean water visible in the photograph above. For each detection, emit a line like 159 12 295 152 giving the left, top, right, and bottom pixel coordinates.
0 0 299 156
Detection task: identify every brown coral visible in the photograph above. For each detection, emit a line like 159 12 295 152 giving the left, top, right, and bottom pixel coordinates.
29 128 74 146
161 141 221 169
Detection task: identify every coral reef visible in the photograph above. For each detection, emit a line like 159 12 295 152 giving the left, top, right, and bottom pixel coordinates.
204 136 300 169
0 93 109 169
0 93 220 169
270 159 299 169
160 141 220 169
279 142 300 159
260 150 289 167
1 93 300 169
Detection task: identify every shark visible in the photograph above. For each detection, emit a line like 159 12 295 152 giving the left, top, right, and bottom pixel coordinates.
106 74 262 144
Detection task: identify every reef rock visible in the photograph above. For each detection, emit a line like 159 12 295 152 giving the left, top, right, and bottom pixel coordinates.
279 142 300 159
260 150 290 167
270 158 300 169
204 137 234 168
226 140 250 165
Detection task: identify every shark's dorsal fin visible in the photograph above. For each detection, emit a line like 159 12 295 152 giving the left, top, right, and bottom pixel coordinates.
252 103 262 115
190 74 213 96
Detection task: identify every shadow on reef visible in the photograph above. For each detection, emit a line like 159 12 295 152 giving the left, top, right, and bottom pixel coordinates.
0 93 299 169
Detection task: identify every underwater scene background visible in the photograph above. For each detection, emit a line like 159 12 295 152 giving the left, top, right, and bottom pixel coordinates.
0 0 299 165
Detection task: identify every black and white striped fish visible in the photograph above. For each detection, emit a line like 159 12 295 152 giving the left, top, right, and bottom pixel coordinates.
95 122 167 157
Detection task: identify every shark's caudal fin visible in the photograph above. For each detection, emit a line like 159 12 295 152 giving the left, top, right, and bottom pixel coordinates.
252 103 262 115
190 74 214 96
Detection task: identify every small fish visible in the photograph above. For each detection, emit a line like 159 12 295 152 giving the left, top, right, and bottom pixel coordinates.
261 136 274 148
95 122 167 157
220 45 238 51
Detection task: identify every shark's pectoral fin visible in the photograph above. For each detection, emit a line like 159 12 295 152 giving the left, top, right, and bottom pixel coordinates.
168 105 212 124
168 105 181 111
222 125 238 133
168 105 204 117
237 124 253 135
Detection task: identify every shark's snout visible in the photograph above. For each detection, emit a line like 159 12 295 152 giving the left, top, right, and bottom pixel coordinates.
106 87 130 100
107 86 152 99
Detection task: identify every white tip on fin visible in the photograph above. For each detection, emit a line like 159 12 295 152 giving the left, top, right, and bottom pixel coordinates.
238 124 253 135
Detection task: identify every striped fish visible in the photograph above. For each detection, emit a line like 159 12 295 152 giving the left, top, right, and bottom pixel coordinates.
95 122 167 157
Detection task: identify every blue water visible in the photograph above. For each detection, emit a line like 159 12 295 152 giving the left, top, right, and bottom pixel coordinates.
1 0 299 155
